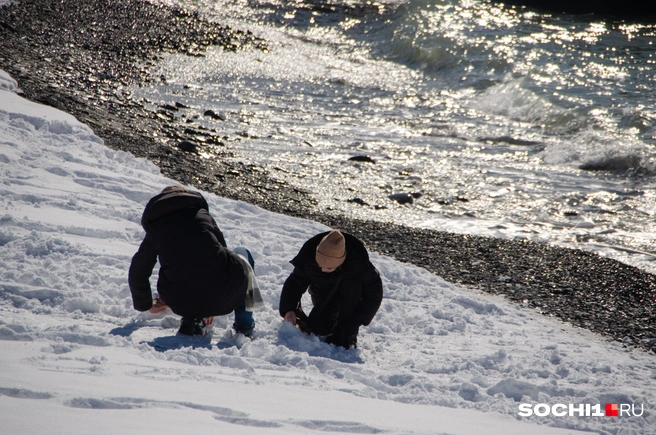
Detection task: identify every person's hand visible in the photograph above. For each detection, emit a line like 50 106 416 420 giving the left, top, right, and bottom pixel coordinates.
148 297 168 314
284 310 297 325
203 316 214 326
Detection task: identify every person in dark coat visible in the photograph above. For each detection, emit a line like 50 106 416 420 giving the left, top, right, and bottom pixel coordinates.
129 186 257 336
279 229 383 349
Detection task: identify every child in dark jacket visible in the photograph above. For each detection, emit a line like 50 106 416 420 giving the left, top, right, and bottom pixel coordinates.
129 186 260 336
279 229 383 349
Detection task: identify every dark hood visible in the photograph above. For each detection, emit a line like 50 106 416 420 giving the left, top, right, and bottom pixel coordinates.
141 190 209 229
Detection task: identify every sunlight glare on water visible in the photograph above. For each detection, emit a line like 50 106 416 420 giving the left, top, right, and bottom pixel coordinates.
138 0 656 272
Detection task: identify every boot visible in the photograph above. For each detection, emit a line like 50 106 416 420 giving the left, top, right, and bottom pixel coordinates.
178 317 207 336
233 322 254 338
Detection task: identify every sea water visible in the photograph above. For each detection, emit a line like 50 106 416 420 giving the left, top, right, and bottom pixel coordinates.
133 0 656 273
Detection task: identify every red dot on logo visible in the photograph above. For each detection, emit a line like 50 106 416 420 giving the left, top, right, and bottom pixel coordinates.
605 404 618 417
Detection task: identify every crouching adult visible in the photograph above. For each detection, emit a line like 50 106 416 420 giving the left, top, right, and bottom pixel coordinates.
279 229 383 349
129 186 261 337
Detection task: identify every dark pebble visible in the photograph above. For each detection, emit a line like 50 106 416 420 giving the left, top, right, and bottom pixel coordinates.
348 155 376 164
389 193 414 205
204 109 225 121
348 197 368 206
177 141 197 153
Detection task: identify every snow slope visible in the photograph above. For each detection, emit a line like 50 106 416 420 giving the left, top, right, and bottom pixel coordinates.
0 69 654 435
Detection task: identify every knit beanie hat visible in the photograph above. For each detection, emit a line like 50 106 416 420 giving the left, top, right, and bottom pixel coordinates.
161 185 187 193
315 230 346 269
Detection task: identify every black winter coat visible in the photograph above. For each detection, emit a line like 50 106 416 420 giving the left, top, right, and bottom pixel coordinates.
128 190 248 318
279 232 383 336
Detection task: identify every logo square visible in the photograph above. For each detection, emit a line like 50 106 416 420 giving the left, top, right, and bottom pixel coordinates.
605 403 619 417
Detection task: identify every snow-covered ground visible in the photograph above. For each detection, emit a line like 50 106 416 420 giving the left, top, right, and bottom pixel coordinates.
1 69 654 435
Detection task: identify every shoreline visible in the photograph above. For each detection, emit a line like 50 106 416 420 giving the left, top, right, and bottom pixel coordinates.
1 0 655 352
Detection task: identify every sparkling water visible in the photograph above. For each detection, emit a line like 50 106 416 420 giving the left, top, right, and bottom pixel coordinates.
133 0 656 272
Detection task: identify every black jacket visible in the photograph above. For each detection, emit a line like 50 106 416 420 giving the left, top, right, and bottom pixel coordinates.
128 190 248 318
279 232 383 335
